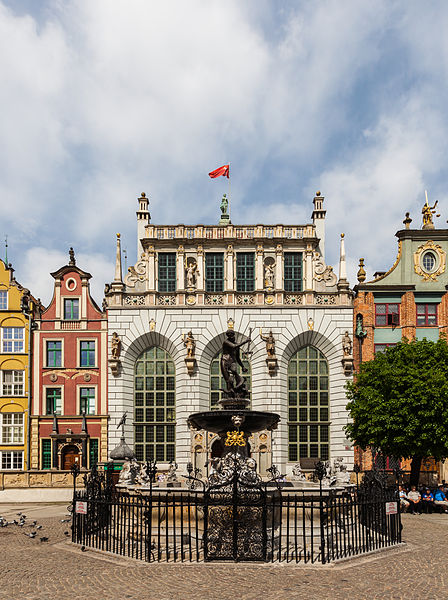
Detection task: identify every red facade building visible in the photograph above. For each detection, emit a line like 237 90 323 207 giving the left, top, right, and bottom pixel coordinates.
30 249 108 470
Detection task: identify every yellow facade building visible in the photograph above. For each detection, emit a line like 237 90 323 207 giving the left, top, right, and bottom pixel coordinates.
0 259 34 471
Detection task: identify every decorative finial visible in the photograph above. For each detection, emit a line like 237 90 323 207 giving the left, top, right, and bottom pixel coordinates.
403 212 412 229
341 233 345 238
69 247 76 266
357 258 366 283
117 233 121 238
315 190 321 196
141 192 146 197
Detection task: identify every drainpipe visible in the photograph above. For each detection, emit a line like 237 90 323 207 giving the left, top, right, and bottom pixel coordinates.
26 308 33 471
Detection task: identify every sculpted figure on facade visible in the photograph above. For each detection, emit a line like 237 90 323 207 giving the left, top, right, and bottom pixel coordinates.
220 194 229 216
342 331 352 357
264 263 274 289
182 331 196 359
185 260 198 289
111 332 121 360
313 252 337 290
259 329 276 359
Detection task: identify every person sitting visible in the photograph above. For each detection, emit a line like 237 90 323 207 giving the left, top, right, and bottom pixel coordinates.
399 485 410 513
421 488 435 514
433 485 448 512
407 486 422 514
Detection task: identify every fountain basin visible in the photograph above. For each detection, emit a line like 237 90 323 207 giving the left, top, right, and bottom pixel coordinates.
188 409 280 434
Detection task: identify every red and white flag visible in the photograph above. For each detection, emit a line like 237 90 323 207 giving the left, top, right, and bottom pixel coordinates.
208 164 229 179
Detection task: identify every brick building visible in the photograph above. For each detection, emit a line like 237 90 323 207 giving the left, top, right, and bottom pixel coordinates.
30 250 108 471
353 200 448 481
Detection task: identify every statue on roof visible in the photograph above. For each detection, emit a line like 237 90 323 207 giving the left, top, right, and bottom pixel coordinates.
422 191 440 230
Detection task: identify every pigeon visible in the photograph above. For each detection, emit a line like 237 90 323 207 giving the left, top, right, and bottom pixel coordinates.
39 537 49 542
24 532 36 538
36 525 42 530
16 512 22 516
64 531 70 536
60 519 70 523
81 545 86 552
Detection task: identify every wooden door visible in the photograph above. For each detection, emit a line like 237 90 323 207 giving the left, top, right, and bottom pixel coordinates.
62 446 80 471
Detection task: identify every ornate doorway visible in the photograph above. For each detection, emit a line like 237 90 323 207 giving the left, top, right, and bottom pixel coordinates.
62 445 80 471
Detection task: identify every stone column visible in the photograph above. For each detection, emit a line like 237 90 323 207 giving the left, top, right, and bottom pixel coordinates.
275 244 283 289
196 245 204 291
225 244 234 291
304 247 313 291
255 243 264 290
147 245 155 291
177 245 185 290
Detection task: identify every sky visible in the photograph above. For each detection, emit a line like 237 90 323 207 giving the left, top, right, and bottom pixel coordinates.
2 0 448 305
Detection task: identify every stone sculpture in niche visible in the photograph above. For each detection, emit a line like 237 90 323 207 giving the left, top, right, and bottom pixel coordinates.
185 259 199 290
341 330 354 376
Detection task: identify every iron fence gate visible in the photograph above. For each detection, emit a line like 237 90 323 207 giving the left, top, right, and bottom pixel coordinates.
71 465 402 564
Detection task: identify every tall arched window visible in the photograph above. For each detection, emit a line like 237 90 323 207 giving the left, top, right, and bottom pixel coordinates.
288 346 329 465
210 355 251 409
134 347 175 462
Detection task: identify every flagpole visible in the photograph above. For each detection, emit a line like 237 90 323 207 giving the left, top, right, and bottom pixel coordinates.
228 162 231 224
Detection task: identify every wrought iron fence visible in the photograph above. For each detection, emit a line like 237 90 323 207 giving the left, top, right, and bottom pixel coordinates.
71 464 402 564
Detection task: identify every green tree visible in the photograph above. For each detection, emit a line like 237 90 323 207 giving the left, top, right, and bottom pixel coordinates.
345 338 448 486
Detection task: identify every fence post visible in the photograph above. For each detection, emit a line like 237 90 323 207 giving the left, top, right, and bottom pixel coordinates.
314 461 326 564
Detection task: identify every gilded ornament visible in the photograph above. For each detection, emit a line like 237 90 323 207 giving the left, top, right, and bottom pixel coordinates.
414 240 446 281
225 430 246 447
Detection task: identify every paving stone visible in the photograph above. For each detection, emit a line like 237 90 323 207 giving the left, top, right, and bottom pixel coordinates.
0 508 446 599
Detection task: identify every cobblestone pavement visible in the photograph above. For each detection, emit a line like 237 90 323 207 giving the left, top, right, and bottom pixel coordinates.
0 505 446 600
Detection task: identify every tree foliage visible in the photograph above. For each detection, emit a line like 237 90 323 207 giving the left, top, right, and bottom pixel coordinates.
345 338 448 462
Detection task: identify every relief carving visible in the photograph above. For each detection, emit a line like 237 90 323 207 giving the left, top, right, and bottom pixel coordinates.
313 252 337 291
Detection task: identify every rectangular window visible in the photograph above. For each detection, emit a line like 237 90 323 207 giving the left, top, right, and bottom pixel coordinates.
80 387 95 415
1 371 24 396
89 439 99 468
41 439 52 469
416 303 438 326
284 253 303 292
0 291 7 310
64 298 79 320
1 327 24 353
1 413 24 444
46 341 62 367
80 340 95 367
236 253 255 292
375 303 400 326
1 451 23 470
158 253 176 292
205 253 224 292
374 343 396 354
46 388 62 415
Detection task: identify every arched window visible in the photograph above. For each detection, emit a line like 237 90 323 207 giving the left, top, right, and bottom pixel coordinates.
134 347 175 462
288 346 329 466
210 355 251 409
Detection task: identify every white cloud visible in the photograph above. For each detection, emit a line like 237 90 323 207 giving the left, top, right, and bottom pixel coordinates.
2 0 448 291
18 246 111 307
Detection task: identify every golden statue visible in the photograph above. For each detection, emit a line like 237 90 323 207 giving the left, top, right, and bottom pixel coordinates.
422 191 439 229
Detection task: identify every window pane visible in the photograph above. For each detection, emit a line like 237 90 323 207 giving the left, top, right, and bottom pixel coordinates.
158 253 176 292
205 253 224 292
236 253 255 292
134 347 176 461
288 345 330 462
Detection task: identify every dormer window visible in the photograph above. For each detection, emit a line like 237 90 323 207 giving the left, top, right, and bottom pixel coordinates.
64 298 79 320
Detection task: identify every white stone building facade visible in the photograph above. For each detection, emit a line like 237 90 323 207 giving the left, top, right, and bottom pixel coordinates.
105 192 354 476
